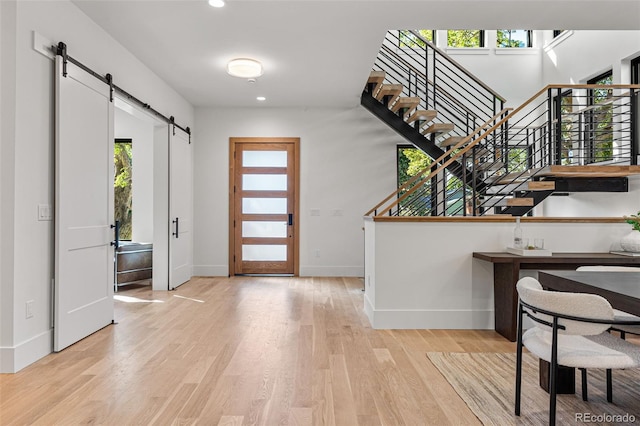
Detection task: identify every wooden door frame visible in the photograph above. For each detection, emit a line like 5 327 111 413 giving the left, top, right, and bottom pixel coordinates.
229 137 300 276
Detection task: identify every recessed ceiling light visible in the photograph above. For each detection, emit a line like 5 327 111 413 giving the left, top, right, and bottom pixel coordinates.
257 96 266 101
208 0 225 7
227 58 263 79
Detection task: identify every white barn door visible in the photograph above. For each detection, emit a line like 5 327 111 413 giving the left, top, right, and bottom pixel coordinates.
54 56 115 351
169 126 192 289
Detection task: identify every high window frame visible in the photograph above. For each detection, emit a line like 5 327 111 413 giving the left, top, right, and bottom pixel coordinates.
496 30 533 48
398 30 435 48
586 70 614 163
447 30 485 48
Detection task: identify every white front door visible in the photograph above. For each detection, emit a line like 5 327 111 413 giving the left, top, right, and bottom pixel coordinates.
54 56 115 351
169 126 192 289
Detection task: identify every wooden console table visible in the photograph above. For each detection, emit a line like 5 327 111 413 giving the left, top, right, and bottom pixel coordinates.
473 252 640 341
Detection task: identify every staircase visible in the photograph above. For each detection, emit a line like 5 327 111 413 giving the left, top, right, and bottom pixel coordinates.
362 31 640 217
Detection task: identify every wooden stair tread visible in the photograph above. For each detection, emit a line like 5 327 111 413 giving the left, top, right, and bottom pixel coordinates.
485 180 556 195
504 197 534 207
481 196 534 208
476 161 505 171
367 71 385 84
473 147 491 158
407 109 437 123
422 123 454 135
375 84 403 100
439 136 464 147
366 71 385 96
391 97 420 114
527 181 556 191
538 165 640 178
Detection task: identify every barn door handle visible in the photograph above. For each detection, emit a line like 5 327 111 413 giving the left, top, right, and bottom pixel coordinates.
288 213 293 226
110 220 120 248
172 217 179 238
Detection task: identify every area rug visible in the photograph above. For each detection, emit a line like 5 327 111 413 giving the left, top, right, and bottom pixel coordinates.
427 352 640 425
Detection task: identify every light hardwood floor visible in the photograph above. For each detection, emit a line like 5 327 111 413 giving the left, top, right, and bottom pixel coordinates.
0 276 516 425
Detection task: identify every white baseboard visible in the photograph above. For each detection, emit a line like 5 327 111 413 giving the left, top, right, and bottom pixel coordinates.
299 266 363 277
365 308 494 330
192 265 228 277
0 329 52 373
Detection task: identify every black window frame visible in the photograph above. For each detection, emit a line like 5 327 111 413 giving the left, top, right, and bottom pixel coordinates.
446 30 485 48
496 30 533 48
586 70 614 164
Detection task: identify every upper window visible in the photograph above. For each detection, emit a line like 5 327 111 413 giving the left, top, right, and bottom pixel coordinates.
447 30 485 48
586 71 614 163
497 30 532 48
399 30 434 48
553 30 565 38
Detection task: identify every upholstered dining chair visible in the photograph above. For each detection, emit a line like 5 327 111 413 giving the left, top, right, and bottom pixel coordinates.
515 277 640 426
575 265 640 338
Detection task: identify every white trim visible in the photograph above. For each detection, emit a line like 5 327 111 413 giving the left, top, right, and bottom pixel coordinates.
365 308 494 330
192 265 228 277
299 266 363 277
543 30 574 51
0 329 52 373
445 47 490 56
495 48 540 55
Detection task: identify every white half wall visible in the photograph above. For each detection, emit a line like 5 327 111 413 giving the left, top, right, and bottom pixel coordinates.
193 107 400 277
364 219 634 330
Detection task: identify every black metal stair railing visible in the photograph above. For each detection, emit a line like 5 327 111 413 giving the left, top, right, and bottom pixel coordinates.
374 30 506 137
365 84 639 217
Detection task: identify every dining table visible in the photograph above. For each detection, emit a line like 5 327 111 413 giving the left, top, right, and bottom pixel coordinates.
538 270 640 316
535 270 640 394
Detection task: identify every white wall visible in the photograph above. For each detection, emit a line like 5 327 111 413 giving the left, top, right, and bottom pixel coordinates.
0 0 17 371
193 107 400 277
438 30 544 109
365 219 634 329
543 176 640 217
0 0 194 373
542 30 640 84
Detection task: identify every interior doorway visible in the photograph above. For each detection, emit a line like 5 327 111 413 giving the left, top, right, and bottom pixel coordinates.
114 99 171 291
229 137 300 276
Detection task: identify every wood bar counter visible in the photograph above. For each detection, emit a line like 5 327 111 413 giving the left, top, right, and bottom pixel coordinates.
473 252 640 341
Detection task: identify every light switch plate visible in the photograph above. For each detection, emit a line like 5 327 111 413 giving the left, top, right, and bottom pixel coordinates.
38 204 52 221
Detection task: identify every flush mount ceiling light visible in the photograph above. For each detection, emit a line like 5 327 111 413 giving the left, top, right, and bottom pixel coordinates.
208 0 225 7
227 58 263 79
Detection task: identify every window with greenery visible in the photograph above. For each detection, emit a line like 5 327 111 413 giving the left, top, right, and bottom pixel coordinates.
399 30 434 48
505 147 530 172
497 30 532 48
397 146 472 216
447 30 485 47
114 138 133 240
397 145 432 215
587 71 613 163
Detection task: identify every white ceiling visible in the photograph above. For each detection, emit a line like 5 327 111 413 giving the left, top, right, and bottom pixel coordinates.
72 0 640 108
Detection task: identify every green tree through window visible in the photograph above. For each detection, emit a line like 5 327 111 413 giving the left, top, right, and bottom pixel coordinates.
497 30 532 48
399 30 434 48
447 30 484 47
588 72 613 163
114 140 133 240
397 146 432 215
